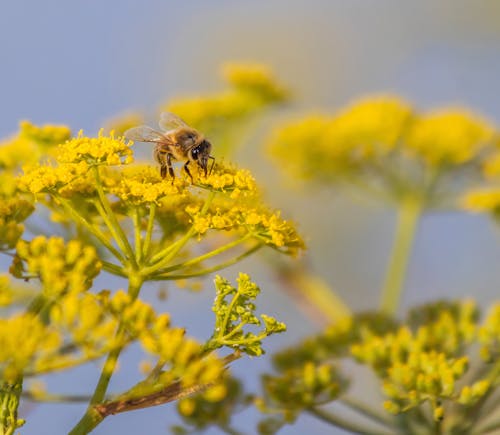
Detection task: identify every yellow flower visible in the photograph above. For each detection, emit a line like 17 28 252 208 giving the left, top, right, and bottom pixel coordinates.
462 189 500 215
164 62 289 157
268 96 413 181
0 275 13 306
0 313 62 381
107 165 187 205
57 130 133 166
329 95 413 158
102 112 145 136
222 62 289 102
405 109 494 167
19 161 93 196
14 236 102 297
0 198 34 249
0 121 71 170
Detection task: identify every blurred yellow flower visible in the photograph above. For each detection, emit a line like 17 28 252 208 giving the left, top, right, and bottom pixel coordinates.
405 109 494 167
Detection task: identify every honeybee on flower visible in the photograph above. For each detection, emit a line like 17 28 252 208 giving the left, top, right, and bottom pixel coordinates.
125 112 215 182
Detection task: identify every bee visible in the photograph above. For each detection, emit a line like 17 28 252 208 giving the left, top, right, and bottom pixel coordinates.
124 112 215 181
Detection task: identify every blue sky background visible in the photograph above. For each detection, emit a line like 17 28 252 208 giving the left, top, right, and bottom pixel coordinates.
2 1 500 434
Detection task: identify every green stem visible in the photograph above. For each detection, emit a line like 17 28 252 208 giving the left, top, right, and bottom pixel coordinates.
100 260 127 277
68 273 144 435
57 197 125 263
142 203 156 259
92 165 136 267
0 382 23 435
132 207 143 264
144 191 215 273
150 243 262 281
379 194 423 315
340 396 395 429
151 233 252 275
308 407 395 435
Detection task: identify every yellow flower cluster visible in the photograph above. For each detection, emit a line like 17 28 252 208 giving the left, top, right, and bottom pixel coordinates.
165 62 289 152
381 351 468 418
18 132 134 198
350 301 492 419
197 164 258 196
0 121 71 170
106 166 186 205
49 290 119 359
18 161 94 197
478 304 500 362
267 96 412 181
0 275 13 307
0 199 34 250
462 151 500 218
12 236 102 297
57 130 133 166
138 316 226 401
268 96 497 203
259 362 341 416
462 189 500 216
102 112 145 136
222 63 289 102
405 109 494 166
188 203 304 254
0 313 62 381
175 377 242 432
329 96 413 159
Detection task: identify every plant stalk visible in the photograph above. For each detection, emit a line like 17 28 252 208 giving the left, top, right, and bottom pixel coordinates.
379 194 423 315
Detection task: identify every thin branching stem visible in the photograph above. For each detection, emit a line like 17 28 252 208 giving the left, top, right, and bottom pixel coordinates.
143 191 216 274
152 233 253 274
150 243 262 281
57 197 125 263
68 274 144 435
132 207 143 264
92 165 136 267
142 203 156 259
340 396 395 429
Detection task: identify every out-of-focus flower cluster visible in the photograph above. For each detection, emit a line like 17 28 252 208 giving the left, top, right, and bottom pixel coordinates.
255 300 500 433
0 199 34 250
11 236 102 297
462 146 500 221
165 62 289 157
0 121 71 171
173 377 249 435
268 96 496 207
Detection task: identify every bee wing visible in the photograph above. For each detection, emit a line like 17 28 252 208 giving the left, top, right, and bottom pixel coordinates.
124 126 165 143
159 112 189 132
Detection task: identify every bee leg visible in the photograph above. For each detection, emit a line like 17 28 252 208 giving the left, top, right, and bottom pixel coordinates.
166 153 175 183
183 161 194 183
160 165 167 178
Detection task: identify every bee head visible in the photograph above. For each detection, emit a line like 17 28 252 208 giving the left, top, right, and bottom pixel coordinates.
190 139 214 176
